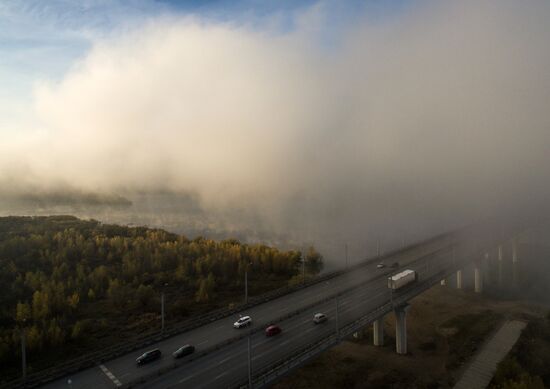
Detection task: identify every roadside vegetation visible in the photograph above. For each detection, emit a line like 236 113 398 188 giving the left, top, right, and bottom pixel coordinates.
490 312 550 389
273 286 530 389
0 215 323 381
441 310 502 371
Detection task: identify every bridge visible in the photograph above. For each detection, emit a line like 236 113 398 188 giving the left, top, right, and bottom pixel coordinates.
7 222 529 389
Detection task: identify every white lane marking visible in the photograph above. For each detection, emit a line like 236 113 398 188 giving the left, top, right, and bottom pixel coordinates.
99 364 122 387
218 356 231 364
198 340 209 346
179 375 193 383
214 371 228 380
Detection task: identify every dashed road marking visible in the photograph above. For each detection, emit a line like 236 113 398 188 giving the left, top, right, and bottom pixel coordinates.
218 356 231 364
198 340 209 346
179 375 193 383
99 364 122 387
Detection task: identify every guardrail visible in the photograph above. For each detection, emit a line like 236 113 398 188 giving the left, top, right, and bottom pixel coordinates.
2 232 454 389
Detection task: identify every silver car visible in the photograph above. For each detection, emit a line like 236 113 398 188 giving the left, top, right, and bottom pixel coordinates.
234 315 252 328
313 313 327 324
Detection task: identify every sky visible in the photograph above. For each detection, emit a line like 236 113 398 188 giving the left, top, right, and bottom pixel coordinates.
0 0 406 134
1 1 550 260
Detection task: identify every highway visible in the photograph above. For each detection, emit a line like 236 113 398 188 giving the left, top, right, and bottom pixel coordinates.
137 239 455 389
40 234 455 389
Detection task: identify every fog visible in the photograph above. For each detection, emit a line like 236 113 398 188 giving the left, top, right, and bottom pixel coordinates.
1 1 550 263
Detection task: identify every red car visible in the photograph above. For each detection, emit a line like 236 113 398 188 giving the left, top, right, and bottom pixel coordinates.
265 325 282 337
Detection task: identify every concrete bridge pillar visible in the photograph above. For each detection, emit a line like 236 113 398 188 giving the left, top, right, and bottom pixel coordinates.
512 240 518 286
474 265 483 293
373 317 384 346
456 270 463 289
395 304 410 355
498 245 503 286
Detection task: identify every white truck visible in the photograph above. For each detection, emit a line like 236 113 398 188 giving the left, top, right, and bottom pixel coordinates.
388 269 417 290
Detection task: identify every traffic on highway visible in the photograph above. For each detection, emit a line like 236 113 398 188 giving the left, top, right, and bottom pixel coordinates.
40 235 455 389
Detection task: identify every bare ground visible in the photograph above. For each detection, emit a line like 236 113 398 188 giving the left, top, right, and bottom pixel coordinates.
273 285 546 389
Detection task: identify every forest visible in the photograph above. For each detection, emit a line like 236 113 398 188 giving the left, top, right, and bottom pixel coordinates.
0 215 322 379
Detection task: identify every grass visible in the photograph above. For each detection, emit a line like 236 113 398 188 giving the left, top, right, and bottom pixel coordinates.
490 313 550 388
441 310 502 370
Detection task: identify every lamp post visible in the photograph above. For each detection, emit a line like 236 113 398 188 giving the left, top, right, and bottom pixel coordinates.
335 296 340 340
345 243 348 269
302 251 306 284
20 320 26 383
245 261 252 304
161 283 168 334
247 331 253 389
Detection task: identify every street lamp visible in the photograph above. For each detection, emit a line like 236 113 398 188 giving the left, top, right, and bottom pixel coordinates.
247 330 253 389
302 249 307 284
335 296 340 340
245 261 252 304
20 319 26 383
161 283 168 334
345 243 348 269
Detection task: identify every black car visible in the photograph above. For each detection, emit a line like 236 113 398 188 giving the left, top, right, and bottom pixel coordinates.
136 349 162 365
173 344 195 359
390 262 399 268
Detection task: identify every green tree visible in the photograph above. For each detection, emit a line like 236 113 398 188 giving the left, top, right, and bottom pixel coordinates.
67 292 80 310
195 273 216 303
136 284 155 308
305 246 323 275
32 290 50 321
16 302 31 323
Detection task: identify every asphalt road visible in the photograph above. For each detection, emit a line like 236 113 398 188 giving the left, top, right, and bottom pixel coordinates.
41 234 453 389
138 240 454 389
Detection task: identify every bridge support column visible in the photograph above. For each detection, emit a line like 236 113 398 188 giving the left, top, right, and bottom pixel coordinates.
498 245 503 287
474 265 482 293
395 304 410 355
373 318 384 346
512 240 518 287
456 270 463 289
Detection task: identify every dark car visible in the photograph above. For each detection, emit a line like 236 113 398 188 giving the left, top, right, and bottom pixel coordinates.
173 344 195 359
136 349 162 365
390 262 399 268
265 325 282 337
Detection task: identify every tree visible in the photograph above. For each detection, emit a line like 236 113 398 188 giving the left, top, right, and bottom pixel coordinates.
67 292 80 310
107 279 130 308
136 284 155 308
305 247 323 275
46 319 64 346
26 325 42 351
32 290 50 321
16 302 31 323
195 273 216 303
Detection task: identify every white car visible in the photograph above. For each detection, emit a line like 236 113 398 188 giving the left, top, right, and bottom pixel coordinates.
377 263 385 269
313 313 327 324
234 316 252 328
